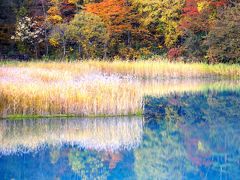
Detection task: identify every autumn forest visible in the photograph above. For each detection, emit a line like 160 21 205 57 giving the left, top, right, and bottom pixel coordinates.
1 1 240 179
0 0 239 63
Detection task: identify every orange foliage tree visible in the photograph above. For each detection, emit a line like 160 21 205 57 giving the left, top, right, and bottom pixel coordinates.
85 0 153 58
85 0 132 35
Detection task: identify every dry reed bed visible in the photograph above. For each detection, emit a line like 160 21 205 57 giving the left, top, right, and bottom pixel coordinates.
0 61 240 117
0 117 143 154
2 60 240 78
0 66 141 117
86 60 240 78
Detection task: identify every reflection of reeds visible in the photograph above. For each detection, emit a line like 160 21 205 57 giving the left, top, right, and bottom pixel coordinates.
0 62 240 117
0 116 143 155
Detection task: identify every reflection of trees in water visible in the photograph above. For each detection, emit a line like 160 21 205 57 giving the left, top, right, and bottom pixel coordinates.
0 143 131 179
49 146 124 178
135 91 240 179
135 119 195 180
0 116 143 155
0 116 141 179
68 149 109 179
50 147 61 164
49 146 125 179
176 91 240 177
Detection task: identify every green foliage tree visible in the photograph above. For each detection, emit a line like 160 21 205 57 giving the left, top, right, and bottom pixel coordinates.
49 23 69 57
67 11 109 58
181 31 207 62
205 3 240 63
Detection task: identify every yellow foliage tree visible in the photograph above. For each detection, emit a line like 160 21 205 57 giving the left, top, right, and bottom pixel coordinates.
47 1 62 24
131 0 185 48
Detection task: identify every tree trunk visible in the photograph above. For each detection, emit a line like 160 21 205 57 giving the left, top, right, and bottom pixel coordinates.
127 31 131 47
44 30 49 56
40 0 49 56
78 44 82 59
103 41 108 59
35 43 38 59
63 41 66 58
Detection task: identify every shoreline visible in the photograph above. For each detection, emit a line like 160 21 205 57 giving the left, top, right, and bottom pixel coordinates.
1 59 240 119
0 111 143 121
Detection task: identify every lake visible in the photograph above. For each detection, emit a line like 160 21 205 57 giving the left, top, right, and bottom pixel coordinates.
0 89 240 179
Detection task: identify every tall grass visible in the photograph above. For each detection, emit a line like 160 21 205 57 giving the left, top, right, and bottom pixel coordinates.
86 60 240 79
2 60 240 78
0 60 240 118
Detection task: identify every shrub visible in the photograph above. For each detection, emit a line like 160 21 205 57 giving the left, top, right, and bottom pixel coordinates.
167 48 182 60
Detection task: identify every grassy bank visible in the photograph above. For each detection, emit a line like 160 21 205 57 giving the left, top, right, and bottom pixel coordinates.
1 59 240 79
1 59 240 118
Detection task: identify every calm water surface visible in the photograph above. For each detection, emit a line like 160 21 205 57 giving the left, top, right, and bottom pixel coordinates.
0 90 240 179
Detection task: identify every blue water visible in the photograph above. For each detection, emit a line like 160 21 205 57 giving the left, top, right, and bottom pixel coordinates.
0 91 240 179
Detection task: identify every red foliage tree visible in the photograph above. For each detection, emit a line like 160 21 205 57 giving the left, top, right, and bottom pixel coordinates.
180 0 228 32
167 48 182 60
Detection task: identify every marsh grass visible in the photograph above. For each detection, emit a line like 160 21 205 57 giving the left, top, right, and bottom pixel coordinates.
2 60 240 78
0 60 240 118
86 60 240 79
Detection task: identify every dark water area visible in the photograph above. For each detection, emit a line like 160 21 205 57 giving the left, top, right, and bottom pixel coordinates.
0 90 240 179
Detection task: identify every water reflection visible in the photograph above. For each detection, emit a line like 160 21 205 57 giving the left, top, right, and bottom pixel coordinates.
0 116 143 155
0 90 240 179
137 91 240 179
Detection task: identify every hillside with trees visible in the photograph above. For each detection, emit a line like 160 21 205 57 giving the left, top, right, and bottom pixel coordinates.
0 0 239 63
